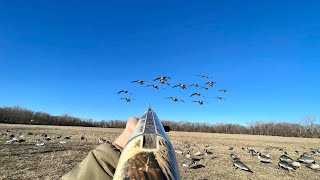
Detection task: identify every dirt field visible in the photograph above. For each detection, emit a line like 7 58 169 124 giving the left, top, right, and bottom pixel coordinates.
0 123 320 180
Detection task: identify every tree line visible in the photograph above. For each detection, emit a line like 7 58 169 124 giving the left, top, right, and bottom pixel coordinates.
0 106 319 138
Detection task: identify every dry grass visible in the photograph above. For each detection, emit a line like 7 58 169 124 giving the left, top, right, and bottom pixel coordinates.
0 123 320 180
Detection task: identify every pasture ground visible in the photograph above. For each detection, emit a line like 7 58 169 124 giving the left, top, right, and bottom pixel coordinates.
0 123 320 180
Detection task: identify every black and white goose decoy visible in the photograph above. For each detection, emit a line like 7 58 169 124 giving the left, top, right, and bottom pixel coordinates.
172 83 187 89
233 160 253 173
193 100 208 105
258 152 272 163
306 161 320 170
279 151 293 162
278 161 296 171
206 81 216 87
165 97 184 102
120 98 135 102
131 80 146 85
118 90 132 95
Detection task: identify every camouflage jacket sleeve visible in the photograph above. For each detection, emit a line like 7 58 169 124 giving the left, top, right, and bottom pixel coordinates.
61 142 122 180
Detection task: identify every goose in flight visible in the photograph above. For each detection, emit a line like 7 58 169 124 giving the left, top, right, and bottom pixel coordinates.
200 87 209 90
146 84 160 89
190 92 202 97
189 83 199 87
153 76 171 81
197 75 212 78
206 81 216 87
165 97 184 102
120 98 135 102
193 100 208 105
172 83 187 89
131 80 146 85
118 90 132 95
215 96 225 100
219 88 229 92
160 79 170 85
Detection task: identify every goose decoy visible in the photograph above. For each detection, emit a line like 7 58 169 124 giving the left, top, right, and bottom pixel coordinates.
248 148 257 156
278 161 295 171
190 92 203 97
35 139 45 146
279 152 293 162
45 136 51 141
298 155 315 164
184 150 191 159
56 135 62 139
258 153 272 163
172 83 187 89
306 161 320 170
219 88 229 92
120 98 135 102
197 75 211 78
18 139 25 143
59 140 67 144
192 100 208 105
230 153 239 160
215 96 225 100
206 81 216 87
200 87 209 90
81 136 86 140
228 147 234 151
131 80 146 85
189 83 199 87
182 159 197 173
117 90 132 95
165 97 184 102
99 137 107 144
174 148 183 155
291 161 301 169
64 136 71 139
146 84 160 89
153 76 171 81
233 160 253 173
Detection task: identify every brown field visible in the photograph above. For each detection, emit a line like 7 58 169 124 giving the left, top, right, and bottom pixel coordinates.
0 123 320 180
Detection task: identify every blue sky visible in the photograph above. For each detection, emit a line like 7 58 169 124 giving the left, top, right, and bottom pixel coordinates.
0 1 319 125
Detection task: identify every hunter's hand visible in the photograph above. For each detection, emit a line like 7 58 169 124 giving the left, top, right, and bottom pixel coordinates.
113 117 138 148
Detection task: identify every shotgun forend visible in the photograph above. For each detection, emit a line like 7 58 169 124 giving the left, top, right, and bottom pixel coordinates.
113 106 180 179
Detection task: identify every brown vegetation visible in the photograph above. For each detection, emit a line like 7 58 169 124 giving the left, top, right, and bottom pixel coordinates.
1 124 320 180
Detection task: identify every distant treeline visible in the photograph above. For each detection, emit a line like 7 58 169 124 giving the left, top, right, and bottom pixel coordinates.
0 106 319 138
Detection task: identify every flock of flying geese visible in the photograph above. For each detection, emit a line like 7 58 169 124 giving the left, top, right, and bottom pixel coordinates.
174 143 320 174
119 75 229 105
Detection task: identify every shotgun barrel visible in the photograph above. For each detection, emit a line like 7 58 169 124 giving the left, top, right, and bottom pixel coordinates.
113 106 180 179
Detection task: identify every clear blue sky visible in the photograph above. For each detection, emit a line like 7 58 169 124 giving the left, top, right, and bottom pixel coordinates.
0 1 319 125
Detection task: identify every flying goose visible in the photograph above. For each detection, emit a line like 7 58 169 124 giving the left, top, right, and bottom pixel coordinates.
200 87 209 90
215 96 225 100
197 75 212 78
193 100 208 105
190 92 203 97
146 84 160 89
118 90 132 95
233 160 253 173
172 83 187 89
278 161 295 171
165 97 184 102
131 80 146 85
206 81 216 87
189 84 199 87
306 161 320 170
160 79 170 85
219 88 229 92
120 98 135 102
153 76 171 81
258 153 272 163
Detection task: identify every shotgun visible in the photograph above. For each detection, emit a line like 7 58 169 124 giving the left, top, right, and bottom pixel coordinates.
113 106 180 179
